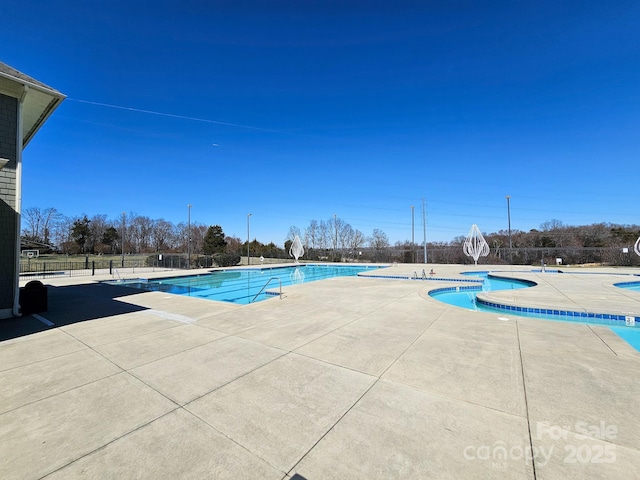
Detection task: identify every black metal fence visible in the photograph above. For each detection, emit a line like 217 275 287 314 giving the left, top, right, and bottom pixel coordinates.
304 246 640 266
363 246 640 266
20 258 150 278
19 246 640 278
18 254 293 278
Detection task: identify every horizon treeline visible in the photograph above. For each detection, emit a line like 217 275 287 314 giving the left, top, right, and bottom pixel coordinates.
20 207 640 265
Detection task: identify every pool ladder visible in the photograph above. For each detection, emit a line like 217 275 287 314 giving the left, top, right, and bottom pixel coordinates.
412 269 427 280
251 277 283 303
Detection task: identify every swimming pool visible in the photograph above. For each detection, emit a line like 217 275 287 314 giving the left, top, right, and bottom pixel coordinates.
430 271 640 327
614 280 640 292
429 272 533 312
108 264 383 305
429 271 640 351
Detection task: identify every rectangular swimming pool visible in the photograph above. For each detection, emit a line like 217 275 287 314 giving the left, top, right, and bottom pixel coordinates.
108 264 383 305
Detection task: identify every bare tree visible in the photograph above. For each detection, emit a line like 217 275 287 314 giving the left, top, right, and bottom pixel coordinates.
22 206 62 247
578 223 609 247
129 214 154 253
317 220 331 250
349 228 366 251
369 229 390 261
225 236 243 254
540 219 564 232
175 221 207 255
41 208 61 246
175 222 188 253
540 219 567 247
51 215 74 253
334 217 348 250
304 220 319 249
341 224 366 259
151 219 174 252
300 217 363 259
341 224 355 252
286 225 301 242
22 206 43 241
89 214 109 253
190 223 207 254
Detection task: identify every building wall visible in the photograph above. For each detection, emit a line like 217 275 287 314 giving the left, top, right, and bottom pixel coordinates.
0 93 18 317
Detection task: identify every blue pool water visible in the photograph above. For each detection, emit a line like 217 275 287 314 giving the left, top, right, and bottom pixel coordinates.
610 327 640 350
429 273 532 311
614 281 640 292
429 271 640 351
109 264 382 305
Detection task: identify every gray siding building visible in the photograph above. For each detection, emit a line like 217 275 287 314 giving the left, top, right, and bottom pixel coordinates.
0 62 64 318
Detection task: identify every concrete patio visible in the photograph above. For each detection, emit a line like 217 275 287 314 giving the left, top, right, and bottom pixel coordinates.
1 263 639 479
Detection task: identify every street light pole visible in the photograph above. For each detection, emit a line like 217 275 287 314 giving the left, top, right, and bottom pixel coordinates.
334 213 337 262
247 213 252 265
411 205 415 263
422 198 427 263
506 195 512 264
121 212 126 267
187 204 192 268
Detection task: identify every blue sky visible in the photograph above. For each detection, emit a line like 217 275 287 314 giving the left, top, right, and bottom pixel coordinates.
3 1 639 245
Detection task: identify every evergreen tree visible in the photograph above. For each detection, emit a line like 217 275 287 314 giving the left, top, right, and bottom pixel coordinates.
102 226 120 253
203 225 227 255
71 216 91 253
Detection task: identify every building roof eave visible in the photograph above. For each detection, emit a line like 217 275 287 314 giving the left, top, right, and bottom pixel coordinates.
22 92 65 147
0 62 66 147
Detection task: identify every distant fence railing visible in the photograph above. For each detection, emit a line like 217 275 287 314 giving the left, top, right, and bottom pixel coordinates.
18 254 291 279
20 259 152 278
20 246 640 278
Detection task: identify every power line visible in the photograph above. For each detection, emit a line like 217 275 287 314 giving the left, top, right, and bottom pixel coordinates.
67 98 321 138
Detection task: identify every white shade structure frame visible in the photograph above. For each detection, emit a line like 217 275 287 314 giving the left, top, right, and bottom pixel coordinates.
289 235 305 263
463 224 490 265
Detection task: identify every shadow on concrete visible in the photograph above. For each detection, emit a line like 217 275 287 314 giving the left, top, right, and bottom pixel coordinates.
0 283 149 342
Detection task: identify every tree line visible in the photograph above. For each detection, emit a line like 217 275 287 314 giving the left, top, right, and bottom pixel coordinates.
412 219 640 266
465 219 640 266
21 207 640 266
286 216 390 261
20 207 284 258
20 209 395 263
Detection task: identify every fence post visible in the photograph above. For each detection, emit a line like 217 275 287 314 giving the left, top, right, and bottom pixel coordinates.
92 261 95 276
109 260 113 274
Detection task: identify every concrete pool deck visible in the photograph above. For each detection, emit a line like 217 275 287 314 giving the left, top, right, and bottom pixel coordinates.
1 263 639 479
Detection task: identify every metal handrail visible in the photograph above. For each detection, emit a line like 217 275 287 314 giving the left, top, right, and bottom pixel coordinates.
251 277 282 303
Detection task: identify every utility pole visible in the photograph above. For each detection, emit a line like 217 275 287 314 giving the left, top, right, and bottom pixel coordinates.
121 212 126 267
334 213 338 262
411 205 415 263
506 195 512 264
422 198 427 263
187 204 192 268
247 213 252 265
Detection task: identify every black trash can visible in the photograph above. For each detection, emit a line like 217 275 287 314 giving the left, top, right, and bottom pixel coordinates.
19 280 48 314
